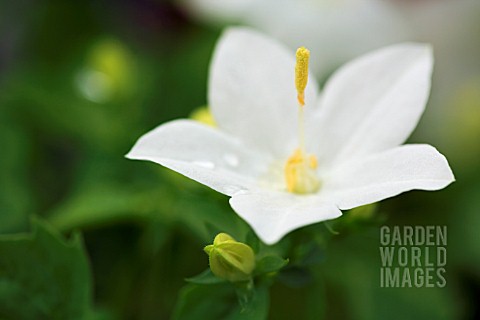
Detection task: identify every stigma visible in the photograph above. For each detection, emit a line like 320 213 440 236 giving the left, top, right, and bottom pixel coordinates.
295 47 310 106
284 46 321 194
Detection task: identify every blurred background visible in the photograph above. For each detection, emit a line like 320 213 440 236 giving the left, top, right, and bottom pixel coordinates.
0 0 479 319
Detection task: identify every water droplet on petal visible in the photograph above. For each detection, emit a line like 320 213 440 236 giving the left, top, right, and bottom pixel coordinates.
223 185 245 196
223 153 239 167
193 161 215 169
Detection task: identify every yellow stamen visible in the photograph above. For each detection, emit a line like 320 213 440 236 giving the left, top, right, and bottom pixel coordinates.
295 47 310 106
285 148 320 194
309 155 318 168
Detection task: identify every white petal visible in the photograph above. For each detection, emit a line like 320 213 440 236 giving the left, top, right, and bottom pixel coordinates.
126 120 272 196
209 27 319 159
320 144 455 210
230 191 342 245
310 43 433 167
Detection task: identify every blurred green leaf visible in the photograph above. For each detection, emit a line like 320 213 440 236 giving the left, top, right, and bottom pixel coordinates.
47 184 154 232
229 285 269 320
0 218 93 319
293 242 325 267
322 230 460 320
277 267 314 288
0 114 32 234
172 283 235 320
448 182 480 273
173 282 269 320
186 269 225 285
255 256 289 275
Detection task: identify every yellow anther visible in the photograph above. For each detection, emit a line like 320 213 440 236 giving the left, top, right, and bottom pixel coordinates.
285 148 320 194
295 47 310 106
190 106 216 127
309 155 318 169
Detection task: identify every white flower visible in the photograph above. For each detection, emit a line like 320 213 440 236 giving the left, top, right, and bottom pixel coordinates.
179 0 410 76
126 28 454 245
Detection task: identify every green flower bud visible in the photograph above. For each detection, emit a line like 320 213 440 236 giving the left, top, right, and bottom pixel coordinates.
204 233 255 282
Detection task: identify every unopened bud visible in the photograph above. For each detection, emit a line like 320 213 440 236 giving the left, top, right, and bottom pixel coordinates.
204 233 255 282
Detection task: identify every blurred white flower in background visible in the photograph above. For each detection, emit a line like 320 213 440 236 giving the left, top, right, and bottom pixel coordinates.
179 0 480 170
127 28 454 244
179 0 410 76
393 0 480 146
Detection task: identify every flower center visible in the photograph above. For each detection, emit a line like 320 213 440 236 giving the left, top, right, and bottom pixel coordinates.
284 47 321 194
285 148 320 194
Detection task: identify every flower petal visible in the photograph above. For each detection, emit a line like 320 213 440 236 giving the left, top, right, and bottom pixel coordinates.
320 144 455 210
126 119 272 196
309 43 433 167
209 27 319 158
230 191 341 245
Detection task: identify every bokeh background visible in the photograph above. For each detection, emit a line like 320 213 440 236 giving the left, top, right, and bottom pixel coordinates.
0 0 479 319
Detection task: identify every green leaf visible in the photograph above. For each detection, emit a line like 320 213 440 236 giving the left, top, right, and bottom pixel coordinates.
185 269 225 285
322 229 459 320
172 283 236 320
47 184 153 232
173 282 270 320
255 256 289 275
0 115 32 234
277 267 314 288
244 230 261 253
229 285 269 320
0 218 93 319
294 242 325 267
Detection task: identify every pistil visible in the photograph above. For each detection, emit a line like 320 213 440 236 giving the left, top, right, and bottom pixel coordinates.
284 47 320 194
